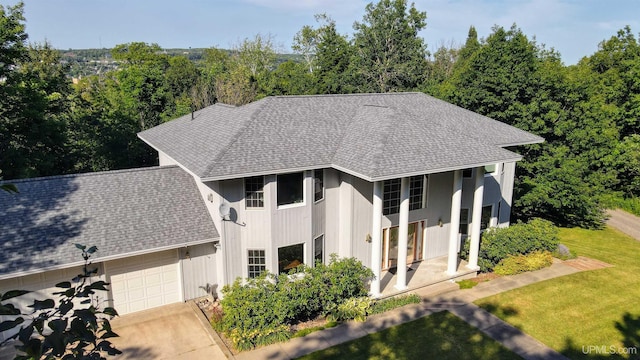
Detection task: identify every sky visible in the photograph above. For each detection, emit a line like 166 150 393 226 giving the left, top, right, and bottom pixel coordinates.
7 0 640 65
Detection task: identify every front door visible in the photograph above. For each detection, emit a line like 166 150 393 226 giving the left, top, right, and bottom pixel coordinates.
381 222 423 270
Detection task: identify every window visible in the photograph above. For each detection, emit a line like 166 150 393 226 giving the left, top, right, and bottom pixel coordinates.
462 168 472 178
245 176 264 208
277 172 304 207
247 250 266 278
278 243 304 274
383 176 425 215
383 179 401 215
484 164 497 175
481 205 493 230
313 235 324 266
459 208 470 235
409 175 425 210
314 169 324 202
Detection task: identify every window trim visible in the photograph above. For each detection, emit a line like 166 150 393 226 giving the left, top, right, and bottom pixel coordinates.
277 172 306 209
313 234 324 266
247 249 266 279
244 176 265 209
314 169 324 203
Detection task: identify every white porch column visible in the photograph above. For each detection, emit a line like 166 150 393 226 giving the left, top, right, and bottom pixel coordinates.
370 181 383 297
447 170 463 275
468 167 485 270
395 177 410 290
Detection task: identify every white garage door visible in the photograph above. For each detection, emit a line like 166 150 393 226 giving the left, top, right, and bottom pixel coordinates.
107 250 181 315
0 266 99 342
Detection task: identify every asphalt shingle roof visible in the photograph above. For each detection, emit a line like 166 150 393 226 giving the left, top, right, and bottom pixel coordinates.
0 166 218 279
139 92 543 181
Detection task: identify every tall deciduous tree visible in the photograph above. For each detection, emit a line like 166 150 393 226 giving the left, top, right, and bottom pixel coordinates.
351 0 428 92
0 3 72 179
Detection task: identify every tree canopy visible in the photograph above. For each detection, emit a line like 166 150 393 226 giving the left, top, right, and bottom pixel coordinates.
2 0 639 228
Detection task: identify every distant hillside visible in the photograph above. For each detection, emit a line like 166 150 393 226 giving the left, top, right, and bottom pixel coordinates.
58 48 302 78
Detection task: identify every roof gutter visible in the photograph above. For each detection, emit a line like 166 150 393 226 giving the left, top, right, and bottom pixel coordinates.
0 237 220 281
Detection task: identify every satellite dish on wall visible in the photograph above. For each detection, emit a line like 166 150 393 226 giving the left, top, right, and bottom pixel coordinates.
219 203 231 221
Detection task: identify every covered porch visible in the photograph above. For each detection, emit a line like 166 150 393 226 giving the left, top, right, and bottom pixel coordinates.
369 167 486 297
379 256 477 297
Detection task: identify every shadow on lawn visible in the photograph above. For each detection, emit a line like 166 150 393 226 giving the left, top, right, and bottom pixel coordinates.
555 312 640 360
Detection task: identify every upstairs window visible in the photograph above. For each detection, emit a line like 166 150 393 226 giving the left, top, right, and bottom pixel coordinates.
277 172 304 207
484 164 497 175
409 175 426 210
314 169 324 202
245 176 264 208
383 176 426 215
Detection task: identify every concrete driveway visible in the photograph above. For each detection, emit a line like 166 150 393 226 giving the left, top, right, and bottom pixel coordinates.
110 302 229 359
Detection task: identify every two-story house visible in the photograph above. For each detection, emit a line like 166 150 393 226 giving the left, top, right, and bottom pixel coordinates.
0 92 542 324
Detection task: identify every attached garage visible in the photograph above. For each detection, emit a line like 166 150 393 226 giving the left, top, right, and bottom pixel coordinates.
107 250 182 315
0 166 220 320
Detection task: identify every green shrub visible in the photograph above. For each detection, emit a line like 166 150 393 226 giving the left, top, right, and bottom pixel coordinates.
327 297 372 322
475 218 559 272
368 294 421 315
494 251 554 275
216 255 373 350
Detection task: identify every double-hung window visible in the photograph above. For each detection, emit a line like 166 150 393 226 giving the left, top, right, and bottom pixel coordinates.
245 176 264 208
247 250 266 278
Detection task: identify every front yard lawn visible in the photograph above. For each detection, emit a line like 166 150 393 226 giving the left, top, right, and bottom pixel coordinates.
297 310 520 360
475 227 640 359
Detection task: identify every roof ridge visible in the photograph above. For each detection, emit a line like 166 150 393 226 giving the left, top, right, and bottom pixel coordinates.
0 165 180 184
201 97 272 178
270 92 422 100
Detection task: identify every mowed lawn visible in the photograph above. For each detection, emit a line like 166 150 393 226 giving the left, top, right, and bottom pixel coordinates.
298 310 520 360
476 227 640 359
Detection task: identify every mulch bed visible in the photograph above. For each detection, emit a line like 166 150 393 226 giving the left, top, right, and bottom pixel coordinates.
467 272 502 283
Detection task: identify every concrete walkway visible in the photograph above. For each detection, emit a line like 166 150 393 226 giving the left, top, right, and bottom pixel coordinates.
607 209 640 240
234 260 580 360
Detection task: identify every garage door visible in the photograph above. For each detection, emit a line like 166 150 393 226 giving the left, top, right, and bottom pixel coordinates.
107 250 181 315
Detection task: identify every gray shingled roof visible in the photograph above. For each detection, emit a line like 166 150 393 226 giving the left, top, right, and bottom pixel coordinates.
0 166 219 279
139 93 543 181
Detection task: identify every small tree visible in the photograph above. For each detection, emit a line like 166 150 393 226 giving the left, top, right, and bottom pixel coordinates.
0 244 121 359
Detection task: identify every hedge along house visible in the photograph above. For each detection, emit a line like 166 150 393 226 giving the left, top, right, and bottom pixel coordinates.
138 92 543 297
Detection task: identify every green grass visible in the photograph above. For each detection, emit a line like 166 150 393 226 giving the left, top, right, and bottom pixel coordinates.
297 311 520 360
368 294 421 315
601 193 640 216
475 226 640 359
457 279 479 289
